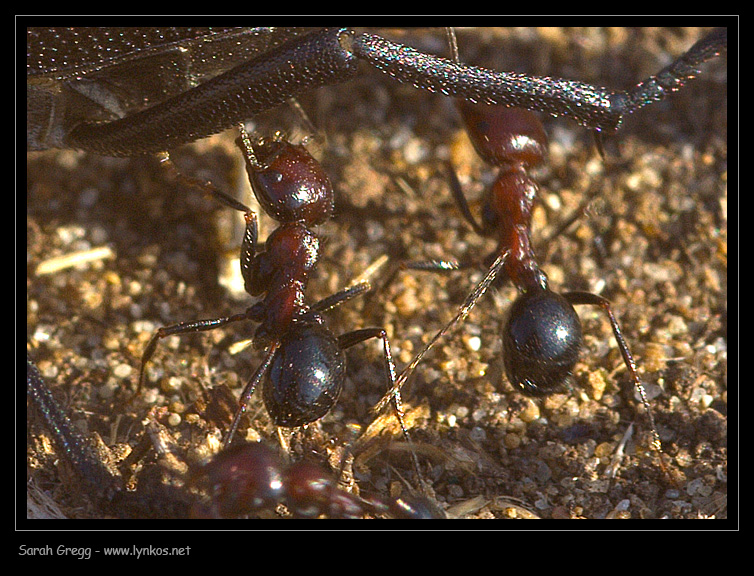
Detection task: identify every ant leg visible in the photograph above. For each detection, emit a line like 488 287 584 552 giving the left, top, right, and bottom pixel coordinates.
157 151 254 213
308 281 371 316
156 144 261 219
399 162 486 276
375 251 509 415
402 260 463 272
137 312 252 396
338 328 402 424
563 291 662 455
27 354 123 504
337 327 423 484
224 341 280 448
446 161 486 236
157 149 260 295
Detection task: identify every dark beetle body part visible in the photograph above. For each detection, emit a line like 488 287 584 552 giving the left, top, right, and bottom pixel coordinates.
352 33 622 131
27 27 726 155
64 28 359 156
27 27 312 151
352 27 726 131
26 354 123 504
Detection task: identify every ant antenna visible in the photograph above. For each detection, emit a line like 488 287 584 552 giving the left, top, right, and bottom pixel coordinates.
375 251 508 415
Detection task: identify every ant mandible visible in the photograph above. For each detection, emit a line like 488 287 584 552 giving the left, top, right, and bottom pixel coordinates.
376 28 665 461
136 124 410 448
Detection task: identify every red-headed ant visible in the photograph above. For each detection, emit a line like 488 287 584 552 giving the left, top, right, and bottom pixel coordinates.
190 441 444 518
373 27 727 486
136 125 411 449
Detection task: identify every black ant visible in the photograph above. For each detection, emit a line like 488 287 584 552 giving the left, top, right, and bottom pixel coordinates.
137 124 410 448
190 440 444 518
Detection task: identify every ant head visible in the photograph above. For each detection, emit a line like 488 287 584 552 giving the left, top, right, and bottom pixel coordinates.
502 288 582 397
189 442 285 518
457 101 548 169
237 135 335 226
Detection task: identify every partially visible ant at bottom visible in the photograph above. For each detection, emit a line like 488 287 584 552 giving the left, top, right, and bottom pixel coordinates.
190 441 444 518
27 354 445 518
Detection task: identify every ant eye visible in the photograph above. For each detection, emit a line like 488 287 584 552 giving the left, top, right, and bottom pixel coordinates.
502 290 582 397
